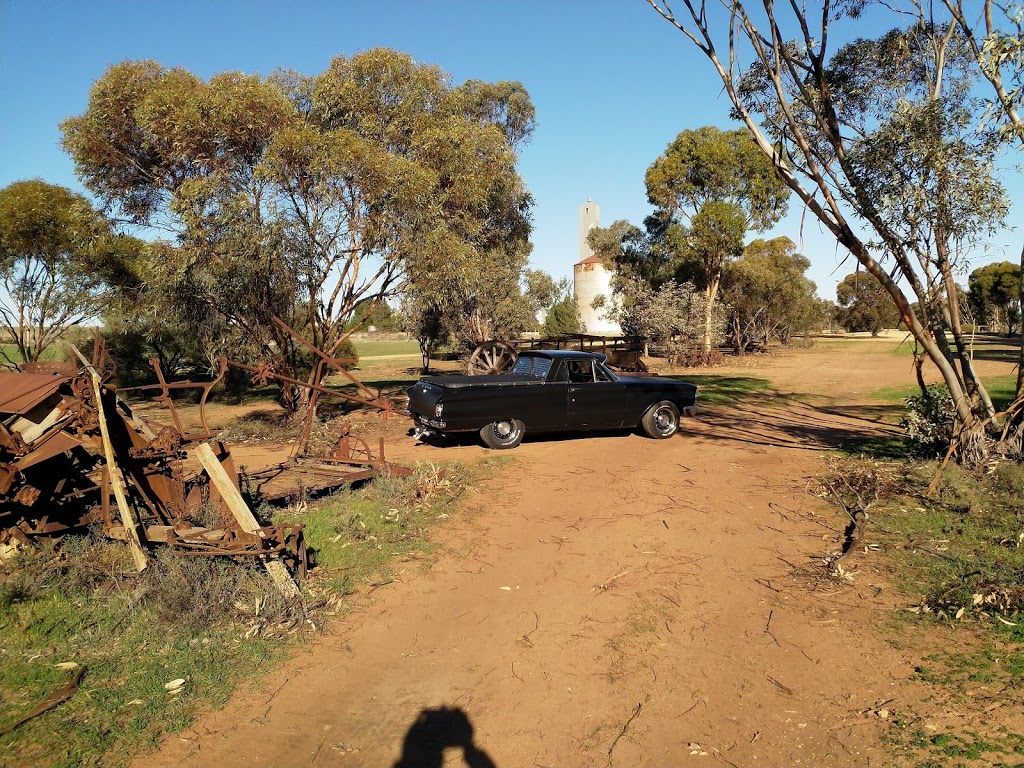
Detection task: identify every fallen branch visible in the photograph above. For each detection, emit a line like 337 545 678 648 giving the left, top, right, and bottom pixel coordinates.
0 666 86 736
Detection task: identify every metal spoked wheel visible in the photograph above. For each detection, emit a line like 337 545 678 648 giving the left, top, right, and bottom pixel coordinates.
641 401 680 439
467 340 519 376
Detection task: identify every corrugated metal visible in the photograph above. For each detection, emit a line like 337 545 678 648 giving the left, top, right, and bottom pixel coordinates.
0 373 73 414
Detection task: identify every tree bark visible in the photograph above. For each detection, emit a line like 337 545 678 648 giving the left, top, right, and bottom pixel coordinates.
702 277 720 354
1017 241 1024 401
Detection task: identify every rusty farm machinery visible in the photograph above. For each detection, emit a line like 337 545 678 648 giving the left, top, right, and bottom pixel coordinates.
0 323 409 593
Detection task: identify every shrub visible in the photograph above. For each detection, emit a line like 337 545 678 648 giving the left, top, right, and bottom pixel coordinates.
902 385 955 456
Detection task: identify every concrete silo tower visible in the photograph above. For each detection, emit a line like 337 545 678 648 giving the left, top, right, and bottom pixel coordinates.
573 199 620 334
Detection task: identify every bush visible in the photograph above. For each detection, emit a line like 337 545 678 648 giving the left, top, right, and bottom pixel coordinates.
902 384 955 456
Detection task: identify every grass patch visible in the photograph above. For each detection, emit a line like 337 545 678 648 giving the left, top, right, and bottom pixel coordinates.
276 460 495 596
353 339 420 358
833 434 908 459
870 374 1019 411
874 460 1024 614
822 457 1024 764
0 543 287 768
666 374 774 405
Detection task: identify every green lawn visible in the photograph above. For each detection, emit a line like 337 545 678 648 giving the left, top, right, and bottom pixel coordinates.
353 339 420 357
666 374 775 405
870 374 1019 410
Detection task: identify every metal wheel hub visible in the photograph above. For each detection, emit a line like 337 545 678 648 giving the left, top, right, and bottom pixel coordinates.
495 420 516 439
655 408 676 433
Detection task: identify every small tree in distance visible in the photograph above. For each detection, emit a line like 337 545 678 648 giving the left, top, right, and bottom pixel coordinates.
0 180 135 367
835 272 903 336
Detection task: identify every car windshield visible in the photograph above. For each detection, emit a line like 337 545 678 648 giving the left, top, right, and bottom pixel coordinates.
510 355 552 380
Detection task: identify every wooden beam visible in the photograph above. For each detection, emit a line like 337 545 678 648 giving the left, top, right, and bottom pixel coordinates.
89 369 149 573
194 442 300 599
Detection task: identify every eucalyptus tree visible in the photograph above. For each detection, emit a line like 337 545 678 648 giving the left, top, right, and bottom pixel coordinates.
62 49 534 414
835 271 903 336
0 180 136 366
646 1 1016 454
646 126 790 352
968 261 1022 335
722 237 824 350
943 0 1024 396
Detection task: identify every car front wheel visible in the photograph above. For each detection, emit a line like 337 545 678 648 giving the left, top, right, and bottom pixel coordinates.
479 419 525 449
641 401 680 439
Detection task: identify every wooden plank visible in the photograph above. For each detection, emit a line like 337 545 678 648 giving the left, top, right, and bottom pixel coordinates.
194 442 300 599
89 370 149 573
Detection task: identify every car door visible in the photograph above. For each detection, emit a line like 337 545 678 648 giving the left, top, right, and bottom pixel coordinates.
565 359 626 428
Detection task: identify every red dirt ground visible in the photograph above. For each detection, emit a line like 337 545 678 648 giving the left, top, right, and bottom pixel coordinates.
133 336 1021 768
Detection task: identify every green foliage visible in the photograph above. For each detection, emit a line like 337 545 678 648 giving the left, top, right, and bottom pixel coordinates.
648 1 1016 429
62 50 535 410
542 294 584 336
606 276 726 358
722 236 825 351
0 180 140 365
644 126 790 231
835 271 902 335
968 261 1022 335
902 385 956 457
644 126 790 351
344 299 401 333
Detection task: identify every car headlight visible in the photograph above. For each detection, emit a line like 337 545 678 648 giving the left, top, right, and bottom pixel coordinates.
434 403 444 418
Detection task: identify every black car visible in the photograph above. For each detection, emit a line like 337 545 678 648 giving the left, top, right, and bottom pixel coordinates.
405 350 698 449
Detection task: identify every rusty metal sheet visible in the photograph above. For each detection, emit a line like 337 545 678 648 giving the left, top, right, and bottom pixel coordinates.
0 373 73 414
13 432 82 471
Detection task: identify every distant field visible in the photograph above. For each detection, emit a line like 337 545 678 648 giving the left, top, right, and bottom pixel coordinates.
353 339 420 357
0 343 65 364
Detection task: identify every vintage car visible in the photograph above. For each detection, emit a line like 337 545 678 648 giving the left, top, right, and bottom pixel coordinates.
406 350 698 449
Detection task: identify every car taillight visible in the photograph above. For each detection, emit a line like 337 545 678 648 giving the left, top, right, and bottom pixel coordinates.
434 403 443 418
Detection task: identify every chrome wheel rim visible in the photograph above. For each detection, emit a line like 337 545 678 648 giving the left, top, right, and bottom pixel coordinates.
654 407 677 436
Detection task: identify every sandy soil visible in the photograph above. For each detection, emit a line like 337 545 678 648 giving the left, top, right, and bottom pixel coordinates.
132 337 1020 768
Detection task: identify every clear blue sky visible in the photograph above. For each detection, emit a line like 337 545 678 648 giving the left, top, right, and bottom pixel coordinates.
1 0 1020 299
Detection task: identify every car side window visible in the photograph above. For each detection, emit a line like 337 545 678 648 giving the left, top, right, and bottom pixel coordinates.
549 361 568 383
594 364 614 382
567 360 594 383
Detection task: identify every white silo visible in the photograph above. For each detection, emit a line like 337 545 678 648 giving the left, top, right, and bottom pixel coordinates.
574 199 620 335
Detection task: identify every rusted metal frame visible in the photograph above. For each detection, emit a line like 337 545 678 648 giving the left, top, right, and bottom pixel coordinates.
119 358 227 440
222 358 392 412
271 316 388 408
166 523 300 555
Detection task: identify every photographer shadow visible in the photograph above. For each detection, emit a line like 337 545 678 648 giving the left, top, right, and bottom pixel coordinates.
393 707 496 768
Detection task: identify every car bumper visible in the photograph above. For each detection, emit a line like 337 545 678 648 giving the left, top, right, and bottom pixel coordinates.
682 405 698 418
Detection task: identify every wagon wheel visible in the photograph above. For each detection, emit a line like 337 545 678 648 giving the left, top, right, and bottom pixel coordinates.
467 341 519 375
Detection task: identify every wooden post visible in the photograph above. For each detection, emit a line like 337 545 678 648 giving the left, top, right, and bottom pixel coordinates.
194 442 300 599
90 370 149 573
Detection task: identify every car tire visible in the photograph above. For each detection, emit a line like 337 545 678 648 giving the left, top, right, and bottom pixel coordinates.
641 401 680 439
479 419 525 449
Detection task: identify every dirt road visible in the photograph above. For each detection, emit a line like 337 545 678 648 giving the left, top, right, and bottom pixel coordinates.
137 341 971 767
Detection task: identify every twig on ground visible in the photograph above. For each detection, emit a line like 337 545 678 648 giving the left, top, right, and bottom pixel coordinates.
607 695 649 767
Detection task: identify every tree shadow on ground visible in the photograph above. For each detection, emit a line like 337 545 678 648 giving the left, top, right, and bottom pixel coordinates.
963 335 1021 364
393 707 496 768
690 400 906 458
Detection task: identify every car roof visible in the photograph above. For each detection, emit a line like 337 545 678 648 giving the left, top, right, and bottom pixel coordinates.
520 349 608 362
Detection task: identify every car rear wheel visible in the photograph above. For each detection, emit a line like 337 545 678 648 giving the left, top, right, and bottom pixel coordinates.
641 401 680 439
479 419 525 449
